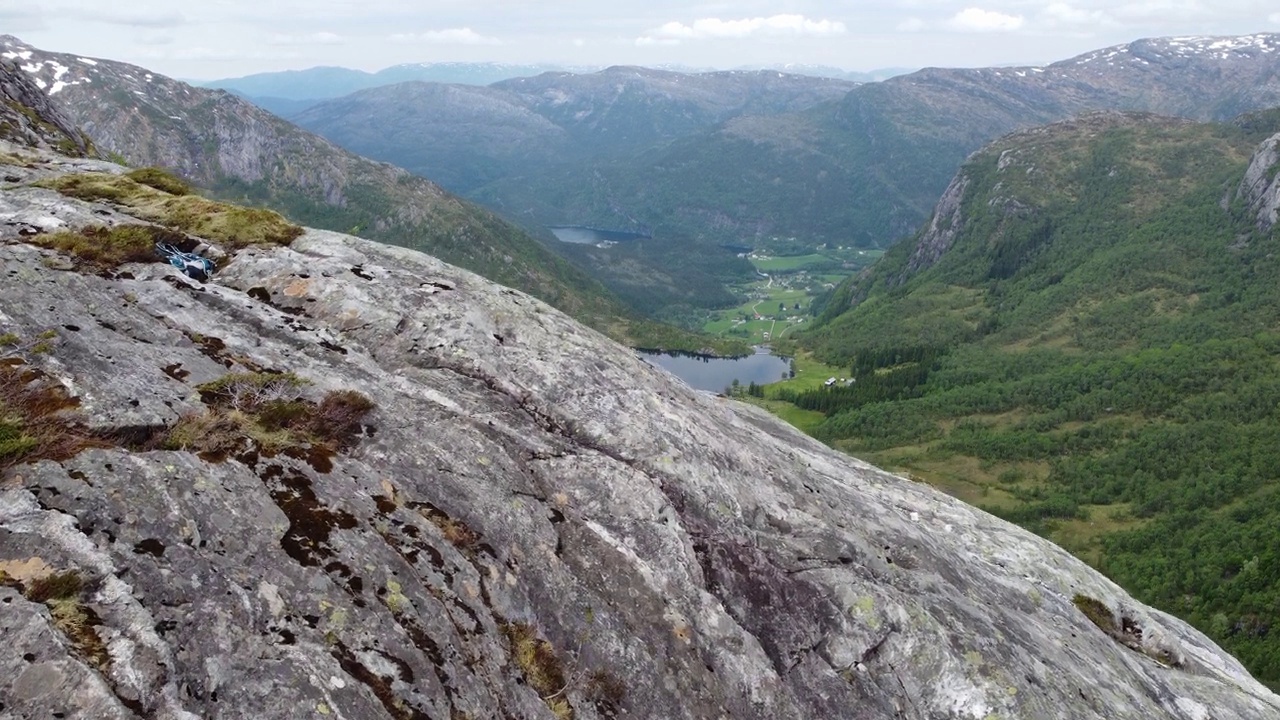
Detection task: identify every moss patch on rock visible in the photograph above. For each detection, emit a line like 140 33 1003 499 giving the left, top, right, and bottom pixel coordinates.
30 224 190 272
501 622 573 720
0 355 106 473
166 372 375 458
20 570 110 673
36 172 303 250
125 167 192 196
1072 593 1183 668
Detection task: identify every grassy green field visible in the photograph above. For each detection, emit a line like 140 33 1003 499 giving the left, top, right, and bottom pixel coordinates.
700 248 882 345
751 254 831 271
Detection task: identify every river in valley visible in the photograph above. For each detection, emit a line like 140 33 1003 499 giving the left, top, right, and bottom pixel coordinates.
640 348 791 393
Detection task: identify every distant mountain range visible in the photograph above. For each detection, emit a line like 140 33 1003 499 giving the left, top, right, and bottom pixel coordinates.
0 34 746 355
283 34 1280 317
201 62 910 112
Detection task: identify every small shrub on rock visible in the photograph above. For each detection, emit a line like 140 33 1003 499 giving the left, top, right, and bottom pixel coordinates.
170 372 375 457
197 372 308 412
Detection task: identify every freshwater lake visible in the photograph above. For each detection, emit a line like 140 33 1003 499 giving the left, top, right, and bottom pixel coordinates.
549 226 648 245
641 349 791 393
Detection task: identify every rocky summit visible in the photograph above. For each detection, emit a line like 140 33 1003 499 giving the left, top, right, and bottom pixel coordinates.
1 69 1279 720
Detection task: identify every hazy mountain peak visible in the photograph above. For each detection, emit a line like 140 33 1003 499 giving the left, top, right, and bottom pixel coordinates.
1055 32 1280 69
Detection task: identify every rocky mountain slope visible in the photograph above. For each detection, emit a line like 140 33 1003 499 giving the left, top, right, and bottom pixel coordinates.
2 94 1279 720
0 57 91 157
0 35 660 346
786 109 1280 684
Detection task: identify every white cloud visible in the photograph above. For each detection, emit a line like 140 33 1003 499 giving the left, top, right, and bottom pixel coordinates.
1111 1 1205 21
268 31 343 46
390 28 501 46
0 6 46 31
1041 3 1112 25
897 17 926 33
136 32 176 46
949 8 1024 32
83 8 186 28
1269 12 1280 25
637 14 846 46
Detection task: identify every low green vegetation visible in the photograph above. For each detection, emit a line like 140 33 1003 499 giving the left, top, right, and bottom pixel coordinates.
501 622 572 719
4 569 111 672
37 171 303 250
125 166 193 195
1 338 105 473
779 114 1280 684
169 372 375 456
31 224 188 272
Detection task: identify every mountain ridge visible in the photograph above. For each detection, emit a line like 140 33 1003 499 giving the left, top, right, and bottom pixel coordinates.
284 32 1280 321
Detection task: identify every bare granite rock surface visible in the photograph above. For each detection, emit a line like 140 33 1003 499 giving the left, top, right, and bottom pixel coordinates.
1 143 1278 720
1239 131 1280 233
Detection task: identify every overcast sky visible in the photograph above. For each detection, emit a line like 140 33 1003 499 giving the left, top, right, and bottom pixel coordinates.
4 1 1278 79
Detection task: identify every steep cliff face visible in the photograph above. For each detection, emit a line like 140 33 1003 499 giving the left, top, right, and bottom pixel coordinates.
1238 131 1280 233
2 138 1280 718
0 57 90 156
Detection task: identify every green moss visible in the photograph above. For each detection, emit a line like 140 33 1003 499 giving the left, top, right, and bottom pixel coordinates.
501 622 573 720
36 172 304 250
30 224 187 272
126 167 192 196
1072 594 1117 632
168 373 374 456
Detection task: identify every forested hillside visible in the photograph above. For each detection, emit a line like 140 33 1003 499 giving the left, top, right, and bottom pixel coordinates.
789 110 1280 685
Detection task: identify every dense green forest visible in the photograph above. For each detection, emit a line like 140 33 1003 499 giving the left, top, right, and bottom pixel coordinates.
787 111 1280 686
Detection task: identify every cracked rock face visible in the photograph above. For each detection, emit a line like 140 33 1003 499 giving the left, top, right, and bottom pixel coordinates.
1239 131 1280 233
2 146 1279 720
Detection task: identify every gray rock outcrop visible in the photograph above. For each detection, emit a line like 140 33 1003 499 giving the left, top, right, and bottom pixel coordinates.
1239 131 1280 233
2 141 1279 720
